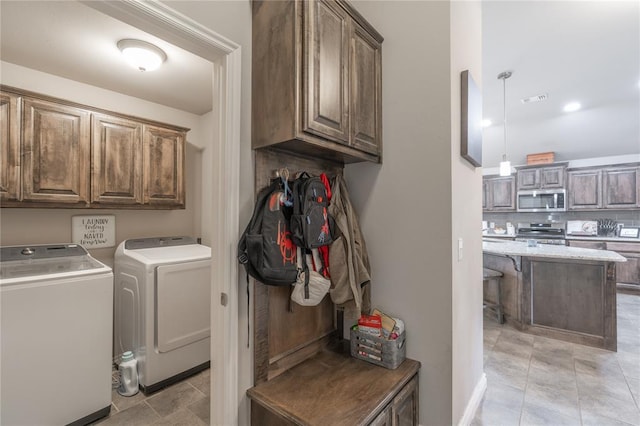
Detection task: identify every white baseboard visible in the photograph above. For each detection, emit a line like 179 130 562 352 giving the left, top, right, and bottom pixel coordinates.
457 373 487 426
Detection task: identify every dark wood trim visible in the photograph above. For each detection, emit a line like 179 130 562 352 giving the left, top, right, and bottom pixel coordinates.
337 0 384 43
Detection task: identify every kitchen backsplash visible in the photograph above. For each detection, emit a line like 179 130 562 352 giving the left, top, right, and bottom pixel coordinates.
484 210 640 228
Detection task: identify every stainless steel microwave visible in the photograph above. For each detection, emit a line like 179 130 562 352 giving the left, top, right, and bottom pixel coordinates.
517 189 566 212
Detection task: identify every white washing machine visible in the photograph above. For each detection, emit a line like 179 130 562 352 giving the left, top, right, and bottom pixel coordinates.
114 236 211 393
0 244 113 426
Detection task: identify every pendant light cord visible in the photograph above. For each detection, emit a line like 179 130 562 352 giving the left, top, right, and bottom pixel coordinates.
503 75 507 161
497 71 512 162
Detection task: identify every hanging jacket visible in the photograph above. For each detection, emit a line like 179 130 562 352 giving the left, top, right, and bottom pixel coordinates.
328 174 371 316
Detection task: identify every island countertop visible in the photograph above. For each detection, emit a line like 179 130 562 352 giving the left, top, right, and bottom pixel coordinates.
483 239 627 262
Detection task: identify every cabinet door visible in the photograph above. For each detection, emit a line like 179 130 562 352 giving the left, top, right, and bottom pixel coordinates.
143 125 185 207
482 179 489 210
603 166 640 209
540 166 565 188
392 375 418 426
517 169 540 190
0 92 20 201
304 0 350 144
22 98 90 204
615 253 640 285
92 114 143 205
489 176 516 211
568 169 602 210
351 23 381 155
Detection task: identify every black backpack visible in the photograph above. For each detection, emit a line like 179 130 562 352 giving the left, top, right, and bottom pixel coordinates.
238 179 298 286
290 172 335 249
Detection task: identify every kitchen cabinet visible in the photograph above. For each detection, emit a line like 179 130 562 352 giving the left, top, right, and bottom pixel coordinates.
0 91 20 201
516 164 566 190
483 175 516 211
567 168 602 210
603 166 640 209
567 239 640 288
607 242 640 288
1 86 187 209
392 375 419 425
252 0 383 164
22 97 91 205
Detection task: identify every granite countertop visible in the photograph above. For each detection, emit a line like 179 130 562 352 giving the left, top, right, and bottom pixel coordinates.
565 235 640 243
483 239 627 262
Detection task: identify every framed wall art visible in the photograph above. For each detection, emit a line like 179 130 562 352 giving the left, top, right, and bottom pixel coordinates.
461 70 483 167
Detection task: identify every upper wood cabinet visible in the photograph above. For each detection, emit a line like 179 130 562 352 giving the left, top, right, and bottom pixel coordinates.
602 166 640 209
252 0 383 163
516 164 566 190
143 125 185 207
1 86 188 209
567 164 639 211
483 175 516 211
567 169 602 210
0 92 20 201
22 98 91 205
92 114 143 206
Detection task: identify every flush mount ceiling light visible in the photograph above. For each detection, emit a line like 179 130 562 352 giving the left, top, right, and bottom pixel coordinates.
563 102 581 113
498 71 513 177
117 39 167 72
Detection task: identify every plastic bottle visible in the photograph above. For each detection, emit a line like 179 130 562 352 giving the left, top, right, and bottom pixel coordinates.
117 351 139 396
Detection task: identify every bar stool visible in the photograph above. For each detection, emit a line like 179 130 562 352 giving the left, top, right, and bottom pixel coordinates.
483 268 504 324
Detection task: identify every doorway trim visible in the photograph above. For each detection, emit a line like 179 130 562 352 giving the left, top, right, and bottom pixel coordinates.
83 1 241 424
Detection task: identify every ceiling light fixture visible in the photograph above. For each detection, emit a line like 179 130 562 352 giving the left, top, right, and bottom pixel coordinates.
498 71 513 177
117 39 167 72
563 102 581 113
481 119 492 128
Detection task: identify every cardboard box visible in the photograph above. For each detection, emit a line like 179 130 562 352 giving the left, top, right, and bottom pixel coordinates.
526 152 555 165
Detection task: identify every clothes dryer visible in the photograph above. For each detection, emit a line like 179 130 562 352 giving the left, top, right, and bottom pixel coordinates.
0 244 113 425
114 236 211 393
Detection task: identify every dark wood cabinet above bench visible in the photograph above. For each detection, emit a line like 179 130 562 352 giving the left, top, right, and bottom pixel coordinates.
252 0 383 164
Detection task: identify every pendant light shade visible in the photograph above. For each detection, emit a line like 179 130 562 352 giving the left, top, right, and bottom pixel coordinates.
498 71 512 176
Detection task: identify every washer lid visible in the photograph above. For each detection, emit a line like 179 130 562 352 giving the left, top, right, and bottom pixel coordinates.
124 243 211 265
0 244 110 282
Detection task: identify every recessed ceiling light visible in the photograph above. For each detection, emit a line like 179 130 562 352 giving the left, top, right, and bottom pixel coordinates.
563 102 581 113
481 119 492 128
117 39 167 72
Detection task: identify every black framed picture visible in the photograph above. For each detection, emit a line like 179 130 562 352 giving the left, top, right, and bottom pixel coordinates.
461 70 482 167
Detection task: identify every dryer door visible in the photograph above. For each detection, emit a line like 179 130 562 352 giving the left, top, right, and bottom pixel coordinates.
155 260 211 353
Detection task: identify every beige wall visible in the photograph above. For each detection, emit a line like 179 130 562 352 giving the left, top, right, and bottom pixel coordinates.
346 1 483 424
450 1 484 424
346 2 455 424
0 62 207 268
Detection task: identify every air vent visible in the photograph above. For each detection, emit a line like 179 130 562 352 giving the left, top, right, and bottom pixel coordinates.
521 93 548 104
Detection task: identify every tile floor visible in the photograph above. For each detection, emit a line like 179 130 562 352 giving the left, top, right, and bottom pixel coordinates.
473 292 640 426
93 294 638 426
92 368 210 426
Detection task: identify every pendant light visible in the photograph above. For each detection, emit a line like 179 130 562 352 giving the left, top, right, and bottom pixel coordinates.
498 71 512 176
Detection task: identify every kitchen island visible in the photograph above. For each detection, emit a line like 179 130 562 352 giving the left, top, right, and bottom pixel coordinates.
483 239 626 351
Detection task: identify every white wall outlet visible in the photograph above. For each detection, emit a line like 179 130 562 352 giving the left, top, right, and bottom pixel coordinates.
458 238 464 261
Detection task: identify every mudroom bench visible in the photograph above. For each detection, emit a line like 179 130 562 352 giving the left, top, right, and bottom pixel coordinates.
247 349 420 425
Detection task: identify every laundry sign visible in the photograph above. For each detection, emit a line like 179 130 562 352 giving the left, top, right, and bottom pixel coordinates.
71 215 116 249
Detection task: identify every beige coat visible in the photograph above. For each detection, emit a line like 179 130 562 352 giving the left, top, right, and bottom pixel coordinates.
328 174 371 317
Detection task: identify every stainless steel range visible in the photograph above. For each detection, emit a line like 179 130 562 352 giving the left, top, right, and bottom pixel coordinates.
516 223 566 245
